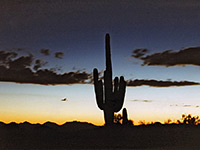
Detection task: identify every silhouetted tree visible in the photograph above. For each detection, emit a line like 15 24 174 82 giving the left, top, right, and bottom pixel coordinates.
93 34 126 126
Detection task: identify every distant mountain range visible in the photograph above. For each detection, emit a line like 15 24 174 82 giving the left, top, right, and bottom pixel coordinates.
0 121 97 130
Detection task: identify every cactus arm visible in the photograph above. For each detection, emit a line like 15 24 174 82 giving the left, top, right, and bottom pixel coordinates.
119 76 126 101
114 77 119 95
114 76 126 112
93 68 104 110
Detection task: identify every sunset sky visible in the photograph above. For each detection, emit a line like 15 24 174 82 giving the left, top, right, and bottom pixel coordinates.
1 0 200 125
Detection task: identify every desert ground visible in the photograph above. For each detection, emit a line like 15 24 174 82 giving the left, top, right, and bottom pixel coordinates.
0 121 200 149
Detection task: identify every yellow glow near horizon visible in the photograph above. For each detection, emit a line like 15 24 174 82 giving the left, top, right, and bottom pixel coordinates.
1 108 199 126
0 108 105 125
1 83 200 126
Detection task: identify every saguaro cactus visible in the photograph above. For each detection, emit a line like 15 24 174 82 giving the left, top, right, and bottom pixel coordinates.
93 34 126 125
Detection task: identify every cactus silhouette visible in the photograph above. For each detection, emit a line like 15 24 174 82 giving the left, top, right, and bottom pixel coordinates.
122 108 128 125
93 34 126 126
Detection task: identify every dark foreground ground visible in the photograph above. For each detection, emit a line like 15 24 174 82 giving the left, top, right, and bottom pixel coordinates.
1 121 200 150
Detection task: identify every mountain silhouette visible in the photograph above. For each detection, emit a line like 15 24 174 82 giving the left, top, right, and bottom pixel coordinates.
1 120 200 149
42 121 60 128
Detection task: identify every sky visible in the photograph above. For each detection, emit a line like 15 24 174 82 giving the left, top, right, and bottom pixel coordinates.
1 0 200 125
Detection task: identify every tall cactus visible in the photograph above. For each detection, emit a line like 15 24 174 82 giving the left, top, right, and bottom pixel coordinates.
93 34 126 125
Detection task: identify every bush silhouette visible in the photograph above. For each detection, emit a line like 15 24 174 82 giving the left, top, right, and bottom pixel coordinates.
177 114 200 125
114 114 122 124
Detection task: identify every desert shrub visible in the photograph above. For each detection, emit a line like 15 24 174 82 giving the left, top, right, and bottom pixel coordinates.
177 114 200 125
114 114 122 124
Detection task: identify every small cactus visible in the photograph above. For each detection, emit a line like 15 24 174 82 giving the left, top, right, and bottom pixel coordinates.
122 108 128 125
93 34 126 126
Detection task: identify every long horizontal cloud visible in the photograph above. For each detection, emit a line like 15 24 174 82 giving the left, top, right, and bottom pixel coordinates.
170 104 200 108
1 50 199 87
132 47 200 66
126 79 200 87
0 50 92 85
131 100 152 102
0 67 92 85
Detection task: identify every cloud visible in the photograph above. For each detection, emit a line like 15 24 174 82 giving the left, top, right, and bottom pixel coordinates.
126 79 200 87
55 52 64 59
183 105 200 108
0 67 92 85
132 47 200 67
50 65 62 72
0 51 18 66
170 104 200 108
40 49 51 56
131 100 152 103
33 59 48 71
183 105 192 107
170 104 179 107
132 49 148 58
2 49 199 87
0 50 92 85
9 55 33 70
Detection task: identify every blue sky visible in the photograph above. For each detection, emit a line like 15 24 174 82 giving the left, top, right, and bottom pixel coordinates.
1 0 200 125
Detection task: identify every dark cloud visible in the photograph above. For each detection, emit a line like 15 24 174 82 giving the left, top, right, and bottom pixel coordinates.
40 49 50 56
0 51 18 67
9 55 33 70
131 100 152 103
0 66 92 85
50 65 62 72
33 59 48 71
0 50 92 85
55 52 64 59
132 47 200 67
126 79 200 87
132 49 148 58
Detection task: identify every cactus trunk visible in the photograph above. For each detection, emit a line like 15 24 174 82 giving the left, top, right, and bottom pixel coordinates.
93 34 126 126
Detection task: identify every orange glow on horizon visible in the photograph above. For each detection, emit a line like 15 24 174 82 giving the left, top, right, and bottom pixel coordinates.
1 111 198 126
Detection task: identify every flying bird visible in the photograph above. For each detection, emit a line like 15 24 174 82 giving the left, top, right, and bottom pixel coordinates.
61 98 67 101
